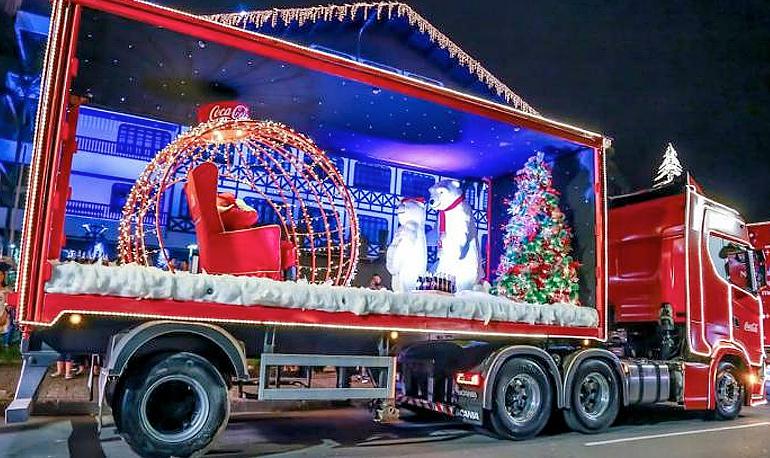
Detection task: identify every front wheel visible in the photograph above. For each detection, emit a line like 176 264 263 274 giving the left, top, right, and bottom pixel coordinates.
710 362 743 420
489 358 553 440
562 359 620 433
116 352 230 457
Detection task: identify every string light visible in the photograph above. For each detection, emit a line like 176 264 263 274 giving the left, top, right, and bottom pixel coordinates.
205 2 536 114
118 118 360 286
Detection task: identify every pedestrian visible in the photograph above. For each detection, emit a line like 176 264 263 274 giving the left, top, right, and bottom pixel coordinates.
0 265 15 348
368 273 385 290
49 353 84 380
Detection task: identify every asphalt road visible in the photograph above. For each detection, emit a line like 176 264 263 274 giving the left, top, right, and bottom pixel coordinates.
2 404 770 457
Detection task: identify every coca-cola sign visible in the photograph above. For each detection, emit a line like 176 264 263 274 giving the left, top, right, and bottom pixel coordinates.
197 101 250 123
743 321 759 333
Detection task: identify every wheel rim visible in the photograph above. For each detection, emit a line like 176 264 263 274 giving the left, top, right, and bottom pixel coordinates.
140 374 210 443
576 371 611 421
717 371 741 411
503 373 542 426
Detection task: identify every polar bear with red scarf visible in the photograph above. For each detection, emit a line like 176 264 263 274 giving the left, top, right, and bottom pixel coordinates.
428 179 482 291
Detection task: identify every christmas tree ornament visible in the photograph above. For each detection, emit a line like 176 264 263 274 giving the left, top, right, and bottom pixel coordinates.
653 142 684 188
494 152 580 304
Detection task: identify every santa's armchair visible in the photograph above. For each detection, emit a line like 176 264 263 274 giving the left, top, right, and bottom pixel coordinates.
184 162 296 279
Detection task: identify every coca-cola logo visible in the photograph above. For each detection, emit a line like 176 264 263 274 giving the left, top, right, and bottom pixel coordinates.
208 104 249 121
197 101 250 123
744 321 759 333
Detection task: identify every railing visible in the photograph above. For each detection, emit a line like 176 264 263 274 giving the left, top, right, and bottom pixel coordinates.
66 200 167 226
76 135 161 161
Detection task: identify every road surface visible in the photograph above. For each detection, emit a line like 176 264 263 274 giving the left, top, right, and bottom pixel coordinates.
1 404 770 457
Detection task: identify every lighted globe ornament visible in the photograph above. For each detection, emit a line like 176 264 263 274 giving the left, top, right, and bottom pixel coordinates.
118 114 359 286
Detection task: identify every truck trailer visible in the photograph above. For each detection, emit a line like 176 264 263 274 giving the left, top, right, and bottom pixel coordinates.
3 1 766 457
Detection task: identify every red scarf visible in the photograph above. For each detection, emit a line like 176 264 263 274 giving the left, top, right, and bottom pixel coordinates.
438 195 464 248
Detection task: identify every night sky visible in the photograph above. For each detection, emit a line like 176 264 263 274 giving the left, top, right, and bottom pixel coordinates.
6 0 770 219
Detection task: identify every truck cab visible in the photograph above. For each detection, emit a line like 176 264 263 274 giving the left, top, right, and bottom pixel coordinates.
609 176 766 408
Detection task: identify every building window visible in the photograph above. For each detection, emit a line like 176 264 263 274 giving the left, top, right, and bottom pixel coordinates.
178 192 191 219
354 163 391 193
303 206 341 246
358 215 389 248
242 197 283 226
465 184 476 204
109 183 133 213
401 171 435 199
116 124 173 160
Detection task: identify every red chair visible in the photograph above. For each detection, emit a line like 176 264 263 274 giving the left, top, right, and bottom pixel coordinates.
184 162 296 279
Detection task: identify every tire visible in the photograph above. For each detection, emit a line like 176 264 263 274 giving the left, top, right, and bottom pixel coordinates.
489 358 552 440
563 359 620 434
711 362 743 420
117 352 230 457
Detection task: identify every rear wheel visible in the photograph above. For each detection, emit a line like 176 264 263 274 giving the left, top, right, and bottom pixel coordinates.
711 362 743 420
116 352 229 457
489 358 552 440
563 359 619 433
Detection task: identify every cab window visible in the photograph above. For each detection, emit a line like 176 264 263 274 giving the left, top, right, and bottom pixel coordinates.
708 235 753 291
754 249 767 289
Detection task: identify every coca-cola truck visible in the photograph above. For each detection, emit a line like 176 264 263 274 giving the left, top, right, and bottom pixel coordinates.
749 221 770 350
3 0 765 457
748 221 770 397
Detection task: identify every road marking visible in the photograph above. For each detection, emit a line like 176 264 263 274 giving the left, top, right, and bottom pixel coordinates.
584 421 770 447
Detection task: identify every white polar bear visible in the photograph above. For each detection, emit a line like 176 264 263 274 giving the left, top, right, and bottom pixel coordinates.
386 198 427 293
428 179 482 292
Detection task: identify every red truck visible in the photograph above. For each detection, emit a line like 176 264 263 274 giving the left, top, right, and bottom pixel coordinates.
3 1 766 457
748 220 770 396
749 221 770 349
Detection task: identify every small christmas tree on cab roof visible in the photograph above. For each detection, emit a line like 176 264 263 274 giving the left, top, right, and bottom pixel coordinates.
653 142 684 188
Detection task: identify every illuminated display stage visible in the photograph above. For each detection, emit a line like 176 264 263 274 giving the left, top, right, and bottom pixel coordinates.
70 5 599 295
17 0 607 340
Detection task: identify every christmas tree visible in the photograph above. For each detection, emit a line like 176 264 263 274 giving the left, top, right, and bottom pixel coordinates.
653 142 683 188
494 152 580 304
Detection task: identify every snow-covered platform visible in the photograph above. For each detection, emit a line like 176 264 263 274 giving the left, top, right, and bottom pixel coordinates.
44 263 598 328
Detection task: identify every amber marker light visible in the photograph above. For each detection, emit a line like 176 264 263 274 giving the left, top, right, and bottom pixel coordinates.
68 313 83 326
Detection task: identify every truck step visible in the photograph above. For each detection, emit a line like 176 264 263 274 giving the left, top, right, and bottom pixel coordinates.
258 353 396 401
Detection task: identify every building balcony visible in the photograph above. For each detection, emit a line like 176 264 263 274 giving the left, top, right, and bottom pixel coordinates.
66 199 166 226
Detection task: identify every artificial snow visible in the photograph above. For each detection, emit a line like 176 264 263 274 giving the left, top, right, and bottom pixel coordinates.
44 262 599 328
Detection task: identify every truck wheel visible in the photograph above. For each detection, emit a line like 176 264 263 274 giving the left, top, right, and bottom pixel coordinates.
117 352 229 457
563 359 619 433
711 362 743 420
489 358 552 440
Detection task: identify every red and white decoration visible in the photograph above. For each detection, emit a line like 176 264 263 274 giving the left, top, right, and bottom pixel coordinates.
428 179 482 291
197 101 250 123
